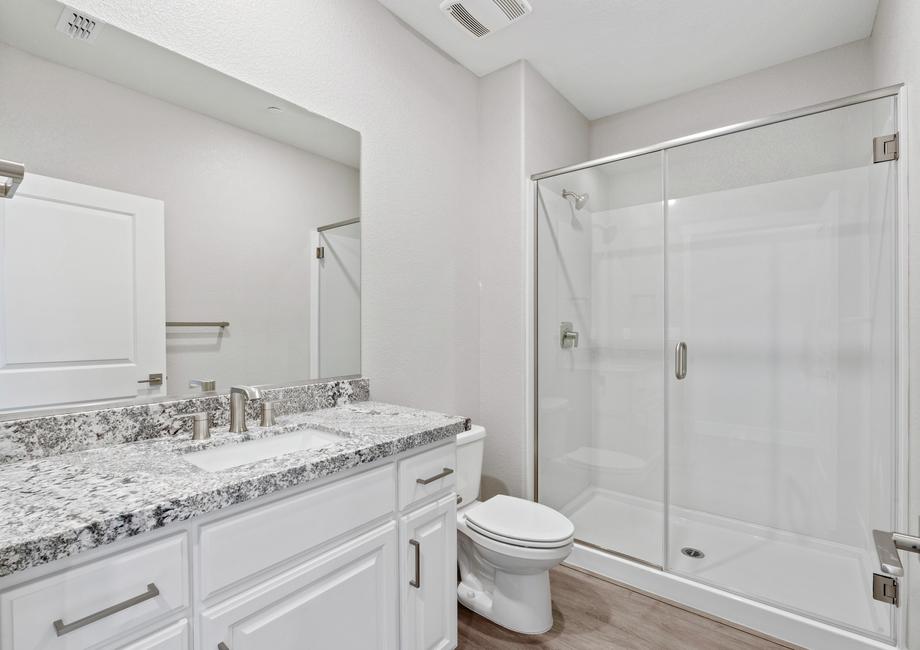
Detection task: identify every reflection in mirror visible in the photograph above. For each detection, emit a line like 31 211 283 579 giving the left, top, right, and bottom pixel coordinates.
0 0 361 413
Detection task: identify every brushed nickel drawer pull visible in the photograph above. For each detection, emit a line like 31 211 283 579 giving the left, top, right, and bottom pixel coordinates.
409 539 421 588
416 467 453 485
52 583 160 637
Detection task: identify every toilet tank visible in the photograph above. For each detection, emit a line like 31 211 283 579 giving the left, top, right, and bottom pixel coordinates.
456 425 486 506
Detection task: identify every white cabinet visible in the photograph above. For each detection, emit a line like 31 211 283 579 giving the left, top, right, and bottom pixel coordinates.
400 494 457 650
0 441 458 650
397 441 456 510
0 535 188 650
198 465 394 599
201 523 397 650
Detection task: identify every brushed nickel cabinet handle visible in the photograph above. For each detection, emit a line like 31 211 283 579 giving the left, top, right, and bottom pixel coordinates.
409 539 421 588
416 467 454 485
52 583 160 637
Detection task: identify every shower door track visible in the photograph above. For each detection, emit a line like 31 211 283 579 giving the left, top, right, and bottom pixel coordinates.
530 83 909 650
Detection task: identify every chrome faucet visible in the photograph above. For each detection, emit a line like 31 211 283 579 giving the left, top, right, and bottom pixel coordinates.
229 385 261 433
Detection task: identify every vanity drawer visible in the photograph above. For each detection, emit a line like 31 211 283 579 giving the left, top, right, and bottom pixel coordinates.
0 534 188 650
198 465 395 599
398 442 456 510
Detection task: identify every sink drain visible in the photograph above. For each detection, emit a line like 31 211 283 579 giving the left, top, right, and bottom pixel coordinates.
681 547 705 559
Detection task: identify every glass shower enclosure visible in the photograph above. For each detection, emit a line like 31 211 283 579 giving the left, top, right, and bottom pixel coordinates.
534 90 902 643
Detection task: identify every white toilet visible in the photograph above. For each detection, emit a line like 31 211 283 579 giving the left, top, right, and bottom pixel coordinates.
455 425 575 634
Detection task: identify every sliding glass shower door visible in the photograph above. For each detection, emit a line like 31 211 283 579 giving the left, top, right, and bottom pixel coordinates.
535 92 901 642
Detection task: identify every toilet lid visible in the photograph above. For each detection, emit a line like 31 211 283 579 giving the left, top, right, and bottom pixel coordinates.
465 495 574 545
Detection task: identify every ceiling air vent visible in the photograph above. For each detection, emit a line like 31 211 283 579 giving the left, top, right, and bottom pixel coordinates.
55 6 104 43
440 0 532 40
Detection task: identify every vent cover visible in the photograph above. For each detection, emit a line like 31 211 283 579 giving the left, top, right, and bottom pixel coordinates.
440 0 532 39
56 6 104 43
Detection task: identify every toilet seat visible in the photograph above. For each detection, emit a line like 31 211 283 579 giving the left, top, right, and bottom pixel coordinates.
464 495 575 549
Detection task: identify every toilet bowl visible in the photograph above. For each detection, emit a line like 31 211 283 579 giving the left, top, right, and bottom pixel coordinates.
455 426 574 634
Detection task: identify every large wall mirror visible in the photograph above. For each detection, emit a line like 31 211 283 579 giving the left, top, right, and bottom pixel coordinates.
0 0 362 413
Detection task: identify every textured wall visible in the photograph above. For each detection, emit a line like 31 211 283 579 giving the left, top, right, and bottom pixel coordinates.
478 61 589 499
66 0 482 420
590 39 873 158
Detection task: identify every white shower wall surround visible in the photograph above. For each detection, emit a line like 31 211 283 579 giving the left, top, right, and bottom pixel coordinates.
536 90 903 649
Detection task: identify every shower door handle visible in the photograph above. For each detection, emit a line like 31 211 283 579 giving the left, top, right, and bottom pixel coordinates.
675 342 688 380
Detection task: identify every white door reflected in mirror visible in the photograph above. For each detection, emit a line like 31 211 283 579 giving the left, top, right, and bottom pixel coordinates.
0 174 166 410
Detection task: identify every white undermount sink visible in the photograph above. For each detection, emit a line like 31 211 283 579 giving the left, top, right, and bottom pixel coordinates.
184 428 346 472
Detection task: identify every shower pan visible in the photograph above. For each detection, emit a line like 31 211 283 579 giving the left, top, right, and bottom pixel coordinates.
532 86 906 648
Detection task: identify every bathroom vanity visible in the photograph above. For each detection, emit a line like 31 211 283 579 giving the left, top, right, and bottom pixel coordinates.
0 400 465 650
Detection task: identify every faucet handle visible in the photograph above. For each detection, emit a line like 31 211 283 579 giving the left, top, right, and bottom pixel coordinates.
174 411 211 440
260 400 281 427
188 378 216 392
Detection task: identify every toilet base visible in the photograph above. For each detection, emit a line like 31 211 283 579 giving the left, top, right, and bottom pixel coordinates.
458 570 554 635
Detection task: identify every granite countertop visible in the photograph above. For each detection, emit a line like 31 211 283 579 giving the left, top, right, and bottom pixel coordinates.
0 401 468 578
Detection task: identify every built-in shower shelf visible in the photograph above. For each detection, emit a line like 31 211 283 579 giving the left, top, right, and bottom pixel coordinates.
563 446 648 472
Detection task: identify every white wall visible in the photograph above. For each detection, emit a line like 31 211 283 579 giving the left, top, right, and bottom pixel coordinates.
0 44 359 393
478 62 526 499
590 39 873 159
478 61 589 499
64 0 483 419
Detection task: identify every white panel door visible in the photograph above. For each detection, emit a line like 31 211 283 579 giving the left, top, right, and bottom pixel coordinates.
400 494 457 650
0 173 165 409
200 523 397 650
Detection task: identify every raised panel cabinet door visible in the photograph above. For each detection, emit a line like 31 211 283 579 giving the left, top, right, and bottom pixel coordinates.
201 522 397 650
0 173 166 409
400 494 457 650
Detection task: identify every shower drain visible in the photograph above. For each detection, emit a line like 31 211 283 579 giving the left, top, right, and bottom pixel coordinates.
681 547 705 559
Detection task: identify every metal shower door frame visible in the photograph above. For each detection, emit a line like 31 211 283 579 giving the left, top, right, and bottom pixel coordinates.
530 84 909 645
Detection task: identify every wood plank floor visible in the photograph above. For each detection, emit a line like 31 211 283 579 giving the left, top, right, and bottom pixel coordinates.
457 566 789 650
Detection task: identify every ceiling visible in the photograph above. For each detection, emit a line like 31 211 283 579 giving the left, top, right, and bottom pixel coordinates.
378 0 880 120
0 0 360 168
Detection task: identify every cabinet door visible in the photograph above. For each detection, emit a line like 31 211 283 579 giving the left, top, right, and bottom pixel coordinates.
400 494 457 650
200 523 397 650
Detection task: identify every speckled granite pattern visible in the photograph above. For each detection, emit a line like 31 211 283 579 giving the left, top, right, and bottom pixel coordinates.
0 401 469 577
0 377 369 465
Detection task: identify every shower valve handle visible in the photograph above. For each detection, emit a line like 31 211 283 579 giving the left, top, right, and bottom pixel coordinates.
560 322 579 349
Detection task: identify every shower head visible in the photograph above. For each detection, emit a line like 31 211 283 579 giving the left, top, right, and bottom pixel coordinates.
562 188 589 210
